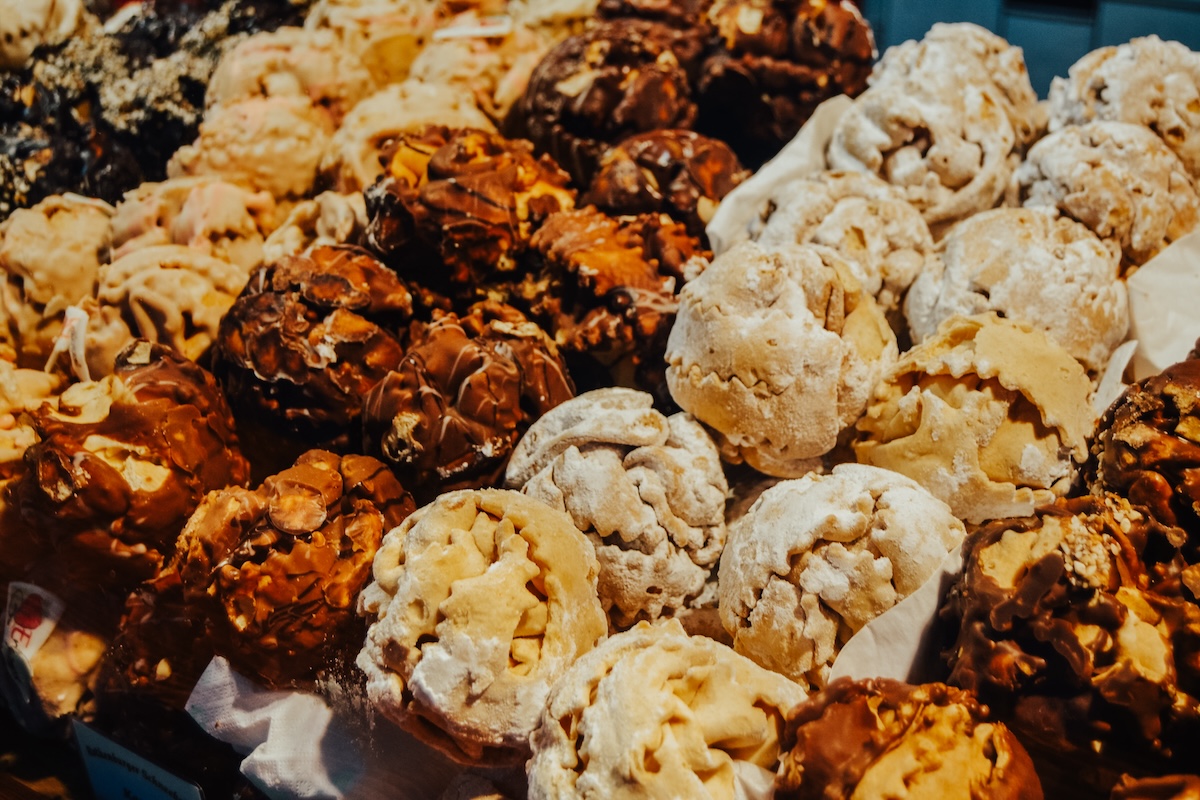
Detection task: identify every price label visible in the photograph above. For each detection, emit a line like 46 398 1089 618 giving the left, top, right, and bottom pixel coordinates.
73 721 205 800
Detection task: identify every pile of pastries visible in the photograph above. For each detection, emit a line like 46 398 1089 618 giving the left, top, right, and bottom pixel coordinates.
4 1 1200 798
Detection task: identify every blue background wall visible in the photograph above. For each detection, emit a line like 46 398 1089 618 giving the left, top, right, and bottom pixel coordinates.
857 0 1200 97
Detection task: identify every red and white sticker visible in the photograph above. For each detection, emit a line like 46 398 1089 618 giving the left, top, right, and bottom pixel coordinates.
4 582 65 663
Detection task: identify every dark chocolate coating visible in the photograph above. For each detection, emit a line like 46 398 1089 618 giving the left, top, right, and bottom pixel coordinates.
777 677 1042 800
15 340 250 590
942 494 1200 776
213 245 411 464
1087 357 1200 561
696 0 875 168
506 18 706 186
362 302 574 503
582 129 749 241
596 0 715 27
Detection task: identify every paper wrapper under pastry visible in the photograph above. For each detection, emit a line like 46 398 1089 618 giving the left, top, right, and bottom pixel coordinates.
362 302 574 504
505 17 705 186
1086 354 1200 558
13 340 250 591
357 488 608 767
213 245 412 473
854 312 1095 524
526 618 806 800
776 677 1042 800
523 207 707 406
941 494 1200 783
581 129 749 242
696 0 875 169
364 125 575 303
506 387 728 630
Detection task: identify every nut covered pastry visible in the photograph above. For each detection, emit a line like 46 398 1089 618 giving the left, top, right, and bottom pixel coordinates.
666 241 896 476
357 488 607 766
854 313 1094 524
526 618 806 800
507 387 728 629
776 677 1042 800
719 464 964 690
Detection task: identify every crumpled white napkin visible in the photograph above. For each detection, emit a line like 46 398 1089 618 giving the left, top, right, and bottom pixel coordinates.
1126 228 1200 380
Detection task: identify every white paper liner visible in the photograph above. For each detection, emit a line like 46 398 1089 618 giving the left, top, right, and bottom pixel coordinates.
1127 228 1200 380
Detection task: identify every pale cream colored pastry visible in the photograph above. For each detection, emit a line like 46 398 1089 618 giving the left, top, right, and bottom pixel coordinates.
526 619 806 800
261 191 368 262
357 488 607 766
828 78 1019 231
85 245 250 377
718 463 965 691
1049 36 1200 178
304 0 441 84
666 241 897 477
207 27 376 123
869 22 1045 147
756 170 936 322
0 0 86 70
319 80 496 193
506 388 728 630
168 96 334 200
0 361 58 474
111 177 277 273
905 207 1129 374
854 313 1095 524
506 0 597 39
1016 121 1200 267
0 195 112 369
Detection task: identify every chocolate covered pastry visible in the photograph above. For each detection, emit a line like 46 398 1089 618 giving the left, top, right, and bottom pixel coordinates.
776 677 1042 800
596 0 713 27
942 494 1200 775
507 17 705 186
696 0 875 169
581 129 749 241
214 245 412 468
362 301 574 503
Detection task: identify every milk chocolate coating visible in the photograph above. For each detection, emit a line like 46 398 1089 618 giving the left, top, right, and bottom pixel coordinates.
365 126 575 305
597 0 715 27
942 494 1200 775
697 0 875 168
16 341 250 589
1087 357 1200 558
777 677 1042 800
506 18 705 186
363 302 574 503
582 129 749 241
213 245 411 466
1112 774 1200 800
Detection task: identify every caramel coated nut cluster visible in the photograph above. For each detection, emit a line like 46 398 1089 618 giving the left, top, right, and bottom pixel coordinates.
507 387 728 629
527 619 807 800
667 241 896 476
719 463 964 690
357 488 607 766
854 313 1094 524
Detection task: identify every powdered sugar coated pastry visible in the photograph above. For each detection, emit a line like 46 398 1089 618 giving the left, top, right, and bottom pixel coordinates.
868 22 1045 147
756 170 936 323
1049 36 1200 179
318 80 495 192
0 0 86 70
1016 121 1200 267
854 313 1095 524
506 387 728 629
357 488 607 766
718 463 965 691
110 177 278 272
168 96 334 200
905 207 1129 374
666 241 897 477
526 619 806 800
304 0 440 84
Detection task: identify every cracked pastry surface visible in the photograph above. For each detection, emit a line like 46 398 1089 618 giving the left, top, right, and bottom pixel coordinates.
854 313 1095 524
526 618 806 800
506 387 728 629
718 463 964 691
1016 121 1200 268
357 488 607 766
905 207 1129 374
776 677 1042 800
666 241 896 476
